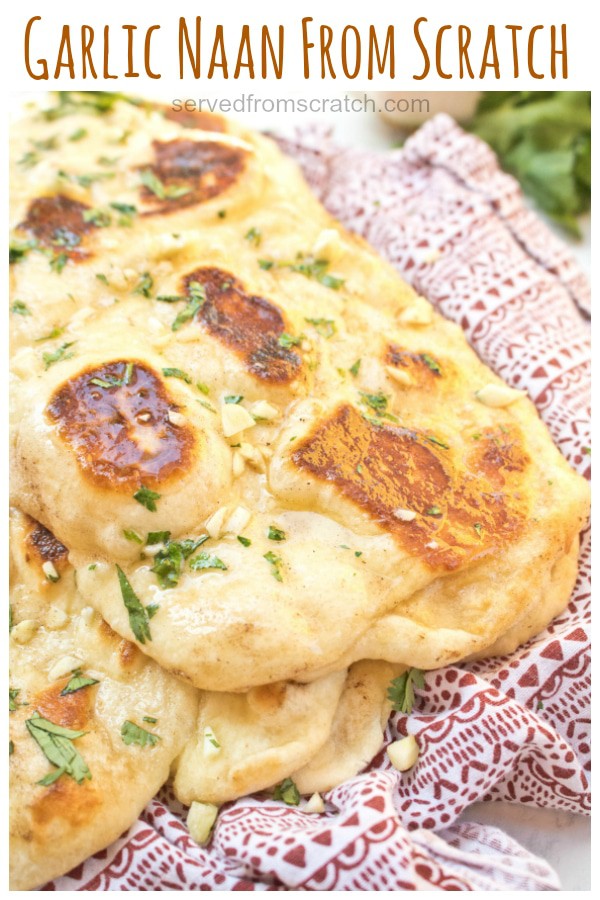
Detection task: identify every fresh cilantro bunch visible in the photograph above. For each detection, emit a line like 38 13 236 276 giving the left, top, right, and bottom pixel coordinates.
470 92 591 237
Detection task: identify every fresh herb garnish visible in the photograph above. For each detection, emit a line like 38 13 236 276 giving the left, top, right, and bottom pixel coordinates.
278 332 303 349
162 367 192 384
267 525 286 542
264 551 283 582
133 272 154 298
359 391 388 413
68 127 88 142
304 317 337 339
116 565 153 644
10 239 38 264
121 720 161 748
172 281 205 331
349 359 361 377
425 506 442 517
420 353 442 375
25 711 91 786
237 535 251 547
245 227 262 246
387 668 425 715
224 394 243 404
427 435 450 450
43 341 75 370
273 777 300 805
143 716 158 724
83 208 111 227
133 485 161 512
9 688 22 712
123 529 143 544
11 300 31 316
109 201 137 226
60 670 99 696
189 552 227 571
151 536 209 588
140 168 192 201
474 523 483 537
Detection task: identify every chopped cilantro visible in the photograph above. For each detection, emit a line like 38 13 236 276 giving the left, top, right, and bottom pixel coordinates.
116 565 152 644
427 435 449 450
49 252 68 274
267 525 286 542
25 711 91 786
43 341 75 370
172 281 205 331
96 272 109 285
109 201 137 227
258 258 274 270
83 208 111 227
425 506 442 517
359 391 388 413
11 300 31 316
349 359 361 377
9 688 22 712
273 778 300 805
151 536 209 588
278 332 303 349
245 227 262 246
473 523 483 537
420 353 442 375
123 529 143 544
143 716 158 724
224 395 243 404
121 720 161 748
10 239 38 264
162 367 192 384
140 168 191 201
387 668 425 715
133 271 154 298
60 670 99 696
264 551 283 582
189 552 227 571
133 485 161 512
237 535 251 547
196 382 210 395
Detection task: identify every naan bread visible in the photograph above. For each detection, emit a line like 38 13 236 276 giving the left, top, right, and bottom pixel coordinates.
9 510 198 890
9 93 590 886
10 93 589 694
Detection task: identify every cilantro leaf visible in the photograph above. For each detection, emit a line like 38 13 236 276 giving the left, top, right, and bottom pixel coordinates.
11 300 31 316
140 168 192 201
273 777 300 805
151 536 209 588
133 485 161 511
172 281 205 332
121 720 161 748
25 711 91 786
60 670 100 696
162 367 192 383
43 341 76 370
189 552 227 571
263 551 283 582
387 668 425 715
304 317 337 339
116 565 152 644
267 525 286 542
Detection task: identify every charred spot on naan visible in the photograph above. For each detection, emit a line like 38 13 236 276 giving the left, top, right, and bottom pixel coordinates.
98 619 140 670
292 404 528 571
34 682 94 733
386 345 445 385
139 139 246 213
24 517 69 577
45 360 196 493
19 195 97 262
468 426 530 491
31 776 101 829
162 106 227 132
182 267 302 383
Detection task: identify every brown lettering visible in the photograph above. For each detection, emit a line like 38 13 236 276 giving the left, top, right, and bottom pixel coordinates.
528 25 544 79
179 16 201 78
24 16 48 80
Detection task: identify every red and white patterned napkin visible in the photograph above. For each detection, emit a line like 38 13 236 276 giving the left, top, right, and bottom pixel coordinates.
46 114 590 891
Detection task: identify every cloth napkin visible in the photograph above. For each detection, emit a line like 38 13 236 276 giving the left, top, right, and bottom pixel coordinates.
45 114 590 892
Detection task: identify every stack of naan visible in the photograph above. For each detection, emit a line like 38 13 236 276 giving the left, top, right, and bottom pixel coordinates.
9 92 589 889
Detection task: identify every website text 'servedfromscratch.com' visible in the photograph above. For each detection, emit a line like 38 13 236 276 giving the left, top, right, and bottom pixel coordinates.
171 94 430 116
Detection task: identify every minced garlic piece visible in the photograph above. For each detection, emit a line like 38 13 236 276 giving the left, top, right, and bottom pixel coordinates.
167 410 187 427
312 228 345 262
42 560 60 583
221 403 256 437
225 506 251 534
398 304 433 326
250 400 280 421
386 365 412 386
48 655 82 681
304 792 325 814
475 384 526 408
11 619 38 644
205 506 229 540
187 801 219 845
394 508 417 522
387 735 420 772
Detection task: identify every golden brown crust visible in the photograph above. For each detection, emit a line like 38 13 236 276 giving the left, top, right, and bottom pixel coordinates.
46 360 196 492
